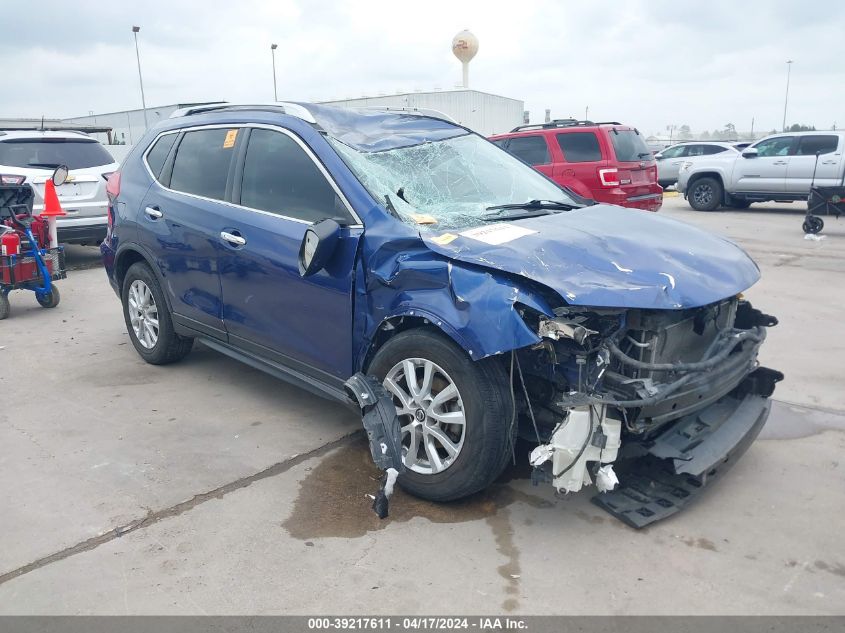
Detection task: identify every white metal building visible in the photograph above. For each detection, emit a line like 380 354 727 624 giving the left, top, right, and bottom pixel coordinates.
319 89 523 136
62 102 222 146
59 89 523 149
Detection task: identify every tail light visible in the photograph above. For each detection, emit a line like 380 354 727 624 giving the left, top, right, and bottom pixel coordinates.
106 172 121 231
0 174 26 185
105 171 121 200
598 168 620 187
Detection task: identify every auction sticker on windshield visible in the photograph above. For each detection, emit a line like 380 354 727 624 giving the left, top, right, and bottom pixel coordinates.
460 223 538 246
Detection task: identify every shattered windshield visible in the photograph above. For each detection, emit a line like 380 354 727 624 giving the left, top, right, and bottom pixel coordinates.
328 133 577 230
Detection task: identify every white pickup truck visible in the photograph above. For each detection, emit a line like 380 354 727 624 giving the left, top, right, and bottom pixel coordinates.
677 131 845 211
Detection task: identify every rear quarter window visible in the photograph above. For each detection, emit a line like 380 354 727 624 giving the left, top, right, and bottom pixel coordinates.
608 129 651 162
556 132 602 162
144 133 178 179
0 138 114 170
169 128 237 201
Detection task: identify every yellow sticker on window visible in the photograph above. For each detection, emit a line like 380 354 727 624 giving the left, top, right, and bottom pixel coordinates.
431 233 458 245
223 129 238 148
410 213 438 225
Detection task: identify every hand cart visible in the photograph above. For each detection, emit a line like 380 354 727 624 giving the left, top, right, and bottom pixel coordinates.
0 175 67 320
803 151 844 235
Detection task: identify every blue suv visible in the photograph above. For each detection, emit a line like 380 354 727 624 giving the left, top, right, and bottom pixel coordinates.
102 103 781 527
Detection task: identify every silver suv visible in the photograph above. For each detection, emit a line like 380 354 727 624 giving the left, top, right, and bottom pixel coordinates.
0 130 119 244
677 131 845 211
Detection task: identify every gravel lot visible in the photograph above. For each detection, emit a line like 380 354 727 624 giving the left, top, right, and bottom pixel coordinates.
0 195 843 615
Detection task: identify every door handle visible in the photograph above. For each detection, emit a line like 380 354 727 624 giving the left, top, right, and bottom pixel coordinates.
822 160 837 165
220 231 246 247
773 160 788 165
144 206 163 219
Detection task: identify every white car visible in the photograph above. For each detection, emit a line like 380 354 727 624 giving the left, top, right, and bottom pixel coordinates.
677 132 845 211
655 142 740 188
0 130 119 245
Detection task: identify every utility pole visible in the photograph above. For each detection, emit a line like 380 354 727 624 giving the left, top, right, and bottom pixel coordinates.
782 60 793 132
271 44 278 101
750 117 755 140
132 26 148 131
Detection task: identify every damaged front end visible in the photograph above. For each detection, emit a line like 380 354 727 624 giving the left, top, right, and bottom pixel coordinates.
517 297 783 527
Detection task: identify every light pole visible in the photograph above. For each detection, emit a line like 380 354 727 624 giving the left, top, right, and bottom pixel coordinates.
132 26 149 131
270 44 278 101
782 60 793 132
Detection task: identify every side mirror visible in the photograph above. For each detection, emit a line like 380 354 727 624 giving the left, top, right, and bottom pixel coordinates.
654 153 664 160
52 164 69 185
741 148 759 159
298 218 341 277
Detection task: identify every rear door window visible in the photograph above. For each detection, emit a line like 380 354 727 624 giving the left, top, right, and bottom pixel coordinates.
144 133 178 180
169 128 238 201
795 135 839 156
608 129 651 162
0 138 114 169
505 135 550 166
556 132 602 162
701 145 729 155
239 128 349 224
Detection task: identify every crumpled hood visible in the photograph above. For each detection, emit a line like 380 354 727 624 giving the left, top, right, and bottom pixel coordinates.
421 205 760 310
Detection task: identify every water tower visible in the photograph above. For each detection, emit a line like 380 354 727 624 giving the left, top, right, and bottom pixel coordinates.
452 29 479 89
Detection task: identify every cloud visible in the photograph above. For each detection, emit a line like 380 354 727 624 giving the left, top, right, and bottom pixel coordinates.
2 0 842 134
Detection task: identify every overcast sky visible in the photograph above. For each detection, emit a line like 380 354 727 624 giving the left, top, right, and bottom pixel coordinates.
2 0 842 135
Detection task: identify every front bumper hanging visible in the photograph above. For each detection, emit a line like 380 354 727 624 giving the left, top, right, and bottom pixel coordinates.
592 367 783 528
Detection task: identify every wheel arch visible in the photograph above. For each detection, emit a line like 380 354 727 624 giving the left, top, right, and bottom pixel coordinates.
113 244 172 310
360 311 476 374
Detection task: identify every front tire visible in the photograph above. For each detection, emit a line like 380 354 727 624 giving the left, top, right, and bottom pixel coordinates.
36 286 60 308
803 216 824 234
122 262 193 365
368 329 513 502
689 177 723 211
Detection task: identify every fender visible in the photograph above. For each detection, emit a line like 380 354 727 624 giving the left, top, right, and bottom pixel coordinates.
354 242 555 370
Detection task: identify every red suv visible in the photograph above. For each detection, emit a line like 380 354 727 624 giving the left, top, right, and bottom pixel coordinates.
490 120 663 212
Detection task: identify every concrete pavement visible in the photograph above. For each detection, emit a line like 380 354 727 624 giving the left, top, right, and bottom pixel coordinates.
0 197 843 614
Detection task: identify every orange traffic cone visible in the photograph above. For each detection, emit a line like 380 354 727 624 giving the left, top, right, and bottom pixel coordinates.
40 179 66 218
40 179 66 248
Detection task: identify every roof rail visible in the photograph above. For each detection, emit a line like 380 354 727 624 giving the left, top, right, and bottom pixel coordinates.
509 119 624 133
352 105 457 123
169 102 317 124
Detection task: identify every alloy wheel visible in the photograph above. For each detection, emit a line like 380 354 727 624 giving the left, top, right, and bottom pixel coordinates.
383 358 466 475
693 183 713 206
127 279 159 349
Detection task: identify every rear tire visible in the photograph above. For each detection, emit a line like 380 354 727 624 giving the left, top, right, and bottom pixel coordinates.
368 328 513 502
122 262 193 365
688 177 723 211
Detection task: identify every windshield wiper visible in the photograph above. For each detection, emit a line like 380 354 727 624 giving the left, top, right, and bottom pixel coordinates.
481 209 561 222
485 199 579 212
27 162 62 168
483 199 579 221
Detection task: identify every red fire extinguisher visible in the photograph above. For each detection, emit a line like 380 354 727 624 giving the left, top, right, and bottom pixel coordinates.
1 229 21 257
